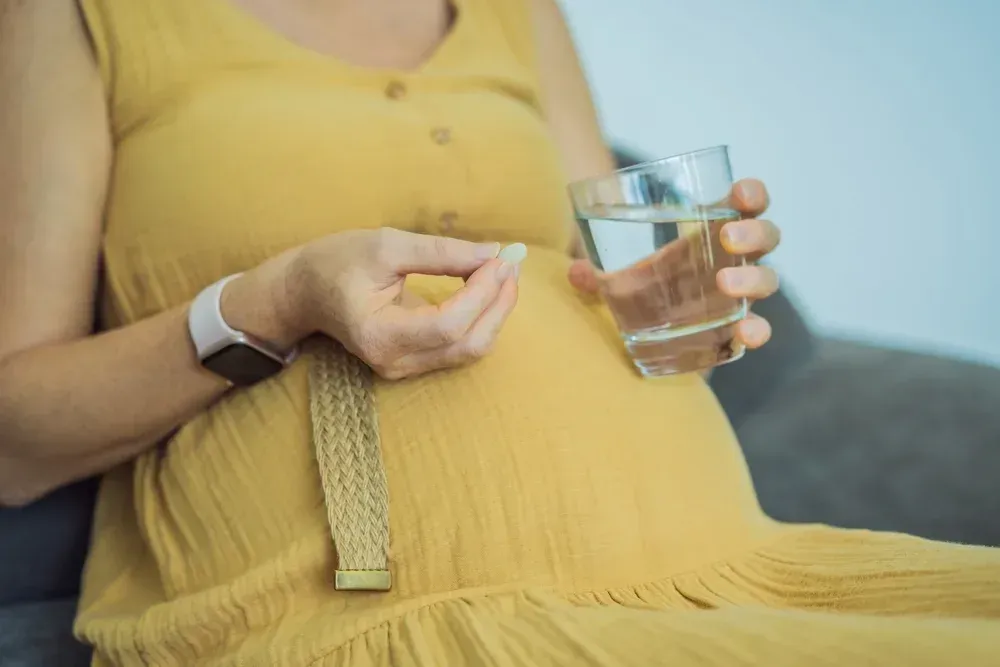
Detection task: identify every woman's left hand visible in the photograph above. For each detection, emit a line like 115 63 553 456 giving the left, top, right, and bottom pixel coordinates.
567 178 782 350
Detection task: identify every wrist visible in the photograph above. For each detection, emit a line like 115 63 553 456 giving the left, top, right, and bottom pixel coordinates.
220 251 312 351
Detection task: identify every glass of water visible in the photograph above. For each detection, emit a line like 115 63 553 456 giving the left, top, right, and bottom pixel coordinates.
568 145 747 377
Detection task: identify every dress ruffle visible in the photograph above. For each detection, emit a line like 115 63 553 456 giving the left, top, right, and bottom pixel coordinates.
313 526 1000 667
85 526 1000 666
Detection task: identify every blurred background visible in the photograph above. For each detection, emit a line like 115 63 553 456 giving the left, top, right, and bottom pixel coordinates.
559 0 1000 366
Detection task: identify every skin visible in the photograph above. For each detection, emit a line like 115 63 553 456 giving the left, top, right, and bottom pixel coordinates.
0 0 780 506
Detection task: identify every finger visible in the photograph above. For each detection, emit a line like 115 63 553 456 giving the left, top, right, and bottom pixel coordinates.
568 259 601 294
717 265 780 300
376 228 499 279
381 259 512 351
729 179 770 218
720 218 781 258
448 273 519 361
735 312 772 349
390 276 519 377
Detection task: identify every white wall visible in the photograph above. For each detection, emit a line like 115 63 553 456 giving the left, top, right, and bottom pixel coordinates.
559 0 1000 366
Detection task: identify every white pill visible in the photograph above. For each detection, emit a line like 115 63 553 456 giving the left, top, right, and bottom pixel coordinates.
497 242 528 265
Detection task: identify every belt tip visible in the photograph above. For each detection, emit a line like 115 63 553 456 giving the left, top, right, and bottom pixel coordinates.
335 569 392 591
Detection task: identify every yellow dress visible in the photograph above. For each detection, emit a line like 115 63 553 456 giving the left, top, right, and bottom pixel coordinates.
74 0 1000 664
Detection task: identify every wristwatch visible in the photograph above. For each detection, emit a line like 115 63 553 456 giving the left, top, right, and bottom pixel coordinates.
188 274 298 387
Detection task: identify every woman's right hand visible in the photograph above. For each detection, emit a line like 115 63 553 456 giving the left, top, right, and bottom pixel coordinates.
278 228 519 380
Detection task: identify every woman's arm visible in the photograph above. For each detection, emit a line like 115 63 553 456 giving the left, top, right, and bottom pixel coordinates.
528 0 617 258
0 0 298 506
530 0 616 181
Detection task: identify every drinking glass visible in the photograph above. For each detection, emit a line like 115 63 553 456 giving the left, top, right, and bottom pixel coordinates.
568 145 748 377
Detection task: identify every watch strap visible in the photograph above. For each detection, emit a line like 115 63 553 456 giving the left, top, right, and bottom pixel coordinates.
189 274 243 358
188 273 298 365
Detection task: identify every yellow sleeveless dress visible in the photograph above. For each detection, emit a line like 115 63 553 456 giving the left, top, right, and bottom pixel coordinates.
74 0 1000 665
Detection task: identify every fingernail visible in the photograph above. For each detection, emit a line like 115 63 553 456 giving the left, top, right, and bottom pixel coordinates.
496 261 514 282
721 269 742 290
744 319 767 344
724 224 747 246
477 242 501 260
736 180 757 203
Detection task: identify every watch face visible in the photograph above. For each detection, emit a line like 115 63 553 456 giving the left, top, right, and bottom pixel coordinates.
203 343 284 387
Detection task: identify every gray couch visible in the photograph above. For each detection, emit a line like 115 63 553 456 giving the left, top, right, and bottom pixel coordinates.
720 290 1000 547
741 336 1000 546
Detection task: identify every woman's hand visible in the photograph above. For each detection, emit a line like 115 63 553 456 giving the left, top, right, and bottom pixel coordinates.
567 178 781 350
280 228 518 380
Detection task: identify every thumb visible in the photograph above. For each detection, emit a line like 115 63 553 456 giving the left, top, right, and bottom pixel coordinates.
376 229 499 278
568 259 601 294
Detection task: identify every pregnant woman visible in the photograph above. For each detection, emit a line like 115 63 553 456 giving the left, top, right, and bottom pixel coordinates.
1 0 998 665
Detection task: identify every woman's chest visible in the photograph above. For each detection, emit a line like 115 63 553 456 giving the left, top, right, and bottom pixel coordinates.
228 0 455 70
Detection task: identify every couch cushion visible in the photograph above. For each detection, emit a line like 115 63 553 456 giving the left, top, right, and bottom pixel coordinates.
0 478 98 605
0 598 91 667
738 339 1000 546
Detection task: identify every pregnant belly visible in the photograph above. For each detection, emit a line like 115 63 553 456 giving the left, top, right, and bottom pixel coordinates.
125 248 769 601
377 248 770 596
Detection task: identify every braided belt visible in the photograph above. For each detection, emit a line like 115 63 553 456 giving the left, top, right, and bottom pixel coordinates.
306 339 391 591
